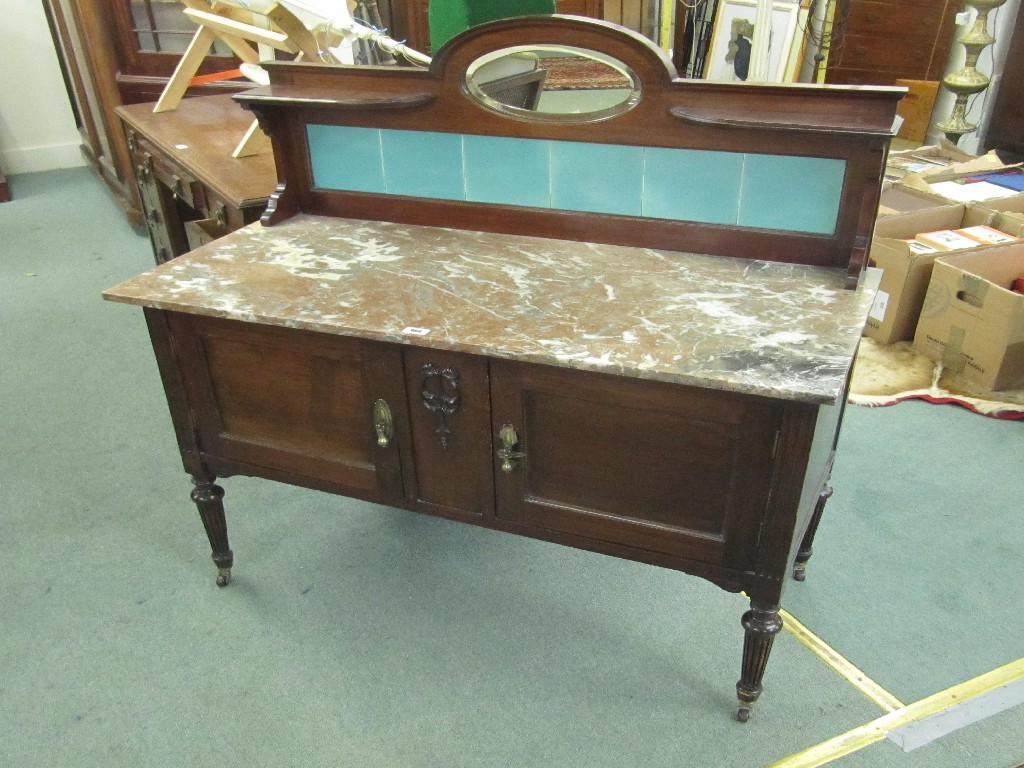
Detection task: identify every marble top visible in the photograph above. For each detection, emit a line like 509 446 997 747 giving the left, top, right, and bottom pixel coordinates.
104 214 878 404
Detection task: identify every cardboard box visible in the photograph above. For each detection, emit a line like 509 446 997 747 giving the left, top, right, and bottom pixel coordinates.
980 193 1024 216
865 204 1024 344
914 245 1024 390
885 143 977 182
977 193 1024 231
877 183 951 217
897 148 1017 203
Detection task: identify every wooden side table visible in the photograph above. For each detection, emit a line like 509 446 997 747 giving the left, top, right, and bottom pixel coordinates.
116 95 277 263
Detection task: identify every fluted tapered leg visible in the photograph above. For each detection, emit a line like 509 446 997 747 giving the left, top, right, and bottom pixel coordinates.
191 475 233 586
735 602 783 722
794 483 833 581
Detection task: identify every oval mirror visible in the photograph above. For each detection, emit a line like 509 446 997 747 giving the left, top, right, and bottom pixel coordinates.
465 45 641 122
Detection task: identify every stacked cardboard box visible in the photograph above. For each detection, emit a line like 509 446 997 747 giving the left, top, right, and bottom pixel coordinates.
868 146 1024 389
914 245 1024 390
865 202 1024 345
877 183 950 217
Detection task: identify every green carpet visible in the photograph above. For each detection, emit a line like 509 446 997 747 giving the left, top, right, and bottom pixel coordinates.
1 168 1021 767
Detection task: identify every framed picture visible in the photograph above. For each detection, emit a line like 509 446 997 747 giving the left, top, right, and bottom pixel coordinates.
782 0 814 82
703 0 800 83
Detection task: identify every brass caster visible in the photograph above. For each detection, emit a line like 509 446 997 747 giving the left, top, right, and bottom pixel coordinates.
216 567 232 587
736 704 751 723
793 564 807 582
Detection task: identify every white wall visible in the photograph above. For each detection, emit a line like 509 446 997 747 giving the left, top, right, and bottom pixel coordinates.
927 0 1021 152
0 1 85 174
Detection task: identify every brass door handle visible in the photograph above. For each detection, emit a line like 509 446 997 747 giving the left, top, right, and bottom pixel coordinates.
497 424 527 472
373 399 394 448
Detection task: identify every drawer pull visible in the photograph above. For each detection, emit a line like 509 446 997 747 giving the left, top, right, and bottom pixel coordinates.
497 424 527 473
212 201 228 229
373 398 394 448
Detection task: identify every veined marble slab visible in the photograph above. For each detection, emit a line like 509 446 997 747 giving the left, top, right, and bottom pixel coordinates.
104 214 878 404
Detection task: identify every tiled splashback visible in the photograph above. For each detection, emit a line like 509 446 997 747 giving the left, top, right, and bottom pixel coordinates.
308 124 846 235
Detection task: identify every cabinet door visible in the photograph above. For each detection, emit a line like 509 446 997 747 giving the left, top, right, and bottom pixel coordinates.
169 314 407 500
490 361 783 570
401 347 495 517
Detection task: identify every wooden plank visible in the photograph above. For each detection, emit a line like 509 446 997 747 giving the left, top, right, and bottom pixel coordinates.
153 26 217 113
183 8 299 53
895 79 940 143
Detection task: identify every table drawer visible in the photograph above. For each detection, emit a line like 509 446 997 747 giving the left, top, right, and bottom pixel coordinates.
842 0 947 38
832 34 935 72
134 134 206 213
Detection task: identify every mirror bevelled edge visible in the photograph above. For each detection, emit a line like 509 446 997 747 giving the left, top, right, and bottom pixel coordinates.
465 44 642 122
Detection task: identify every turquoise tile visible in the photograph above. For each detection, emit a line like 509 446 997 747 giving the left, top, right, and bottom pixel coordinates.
306 124 385 194
642 147 743 225
464 135 551 208
380 128 465 201
550 141 644 217
738 154 846 234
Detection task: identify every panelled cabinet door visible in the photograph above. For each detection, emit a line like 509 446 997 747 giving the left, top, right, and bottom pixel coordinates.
168 314 407 500
400 347 495 517
489 361 783 570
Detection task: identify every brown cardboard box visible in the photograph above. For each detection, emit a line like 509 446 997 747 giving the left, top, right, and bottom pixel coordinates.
898 150 1017 203
866 204 1024 344
978 193 1024 229
885 143 977 182
914 245 1024 390
877 183 950 217
895 147 1005 183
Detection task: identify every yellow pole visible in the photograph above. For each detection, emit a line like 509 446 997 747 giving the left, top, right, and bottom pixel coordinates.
769 657 1024 768
659 0 675 52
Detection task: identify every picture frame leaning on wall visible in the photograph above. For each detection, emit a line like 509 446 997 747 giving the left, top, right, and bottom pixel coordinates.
703 0 800 83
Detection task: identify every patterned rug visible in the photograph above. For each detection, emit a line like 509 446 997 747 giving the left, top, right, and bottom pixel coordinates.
849 339 1024 420
540 56 633 90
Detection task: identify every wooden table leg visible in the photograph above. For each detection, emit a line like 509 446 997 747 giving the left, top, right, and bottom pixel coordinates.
736 601 783 722
191 474 233 586
793 483 834 581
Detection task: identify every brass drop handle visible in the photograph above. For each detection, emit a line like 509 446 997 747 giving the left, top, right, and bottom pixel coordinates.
212 201 228 229
497 424 527 472
373 399 394 448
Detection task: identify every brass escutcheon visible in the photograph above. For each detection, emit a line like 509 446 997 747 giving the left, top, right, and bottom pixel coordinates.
373 399 394 448
497 424 527 472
